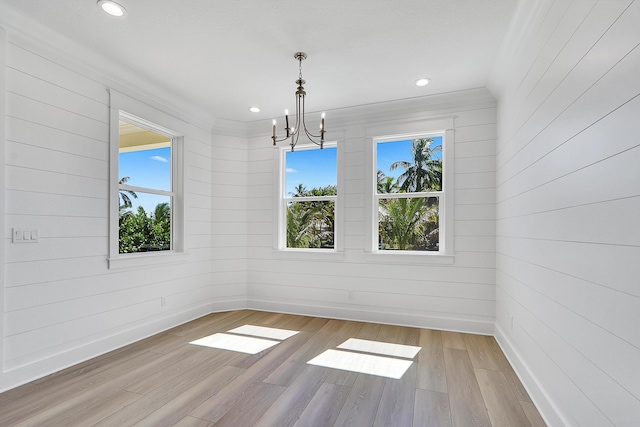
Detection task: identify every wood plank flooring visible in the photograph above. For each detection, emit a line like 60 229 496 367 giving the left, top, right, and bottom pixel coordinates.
0 310 546 426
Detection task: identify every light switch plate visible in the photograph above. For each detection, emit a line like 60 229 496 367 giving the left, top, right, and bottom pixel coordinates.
13 228 39 243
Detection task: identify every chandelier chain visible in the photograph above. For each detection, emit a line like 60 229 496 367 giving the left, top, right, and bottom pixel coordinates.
299 56 303 80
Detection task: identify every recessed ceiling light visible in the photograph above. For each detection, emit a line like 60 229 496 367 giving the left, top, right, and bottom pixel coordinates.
97 0 127 17
415 78 431 87
249 106 260 113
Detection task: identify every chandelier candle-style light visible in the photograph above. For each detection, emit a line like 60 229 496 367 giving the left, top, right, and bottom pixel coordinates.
272 52 325 151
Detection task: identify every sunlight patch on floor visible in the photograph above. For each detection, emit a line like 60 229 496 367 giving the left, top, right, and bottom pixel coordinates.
307 338 422 379
307 349 414 379
190 325 300 354
190 333 280 354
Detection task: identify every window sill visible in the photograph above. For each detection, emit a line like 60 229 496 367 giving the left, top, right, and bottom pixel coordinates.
108 250 189 269
363 251 455 265
273 249 345 262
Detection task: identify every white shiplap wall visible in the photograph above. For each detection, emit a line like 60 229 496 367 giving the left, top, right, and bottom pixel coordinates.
490 0 640 425
246 89 497 334
211 121 250 306
0 27 243 391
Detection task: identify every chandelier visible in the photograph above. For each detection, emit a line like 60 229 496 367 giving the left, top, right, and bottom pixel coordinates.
272 52 325 151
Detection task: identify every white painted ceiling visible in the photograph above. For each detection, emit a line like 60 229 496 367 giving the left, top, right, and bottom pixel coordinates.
1 0 517 123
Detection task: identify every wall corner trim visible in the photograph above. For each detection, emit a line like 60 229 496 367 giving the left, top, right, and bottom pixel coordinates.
0 25 7 382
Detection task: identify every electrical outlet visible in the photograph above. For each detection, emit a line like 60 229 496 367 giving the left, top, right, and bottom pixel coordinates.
161 296 166 307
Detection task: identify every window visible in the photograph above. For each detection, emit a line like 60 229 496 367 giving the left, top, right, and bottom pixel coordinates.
372 132 452 255
108 89 185 268
118 117 174 253
279 145 337 250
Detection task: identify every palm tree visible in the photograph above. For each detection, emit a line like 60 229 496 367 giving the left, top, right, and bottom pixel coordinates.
153 202 171 221
379 197 439 250
118 176 138 208
286 202 314 248
377 170 397 193
290 183 309 197
390 138 442 192
379 198 425 250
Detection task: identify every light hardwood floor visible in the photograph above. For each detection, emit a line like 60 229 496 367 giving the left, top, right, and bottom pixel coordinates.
0 310 547 426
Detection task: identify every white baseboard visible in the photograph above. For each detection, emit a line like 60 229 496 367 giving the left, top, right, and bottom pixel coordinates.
246 298 494 335
494 323 567 427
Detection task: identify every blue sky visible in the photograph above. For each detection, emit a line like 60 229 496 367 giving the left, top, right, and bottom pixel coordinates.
285 147 337 195
285 137 442 194
119 147 171 213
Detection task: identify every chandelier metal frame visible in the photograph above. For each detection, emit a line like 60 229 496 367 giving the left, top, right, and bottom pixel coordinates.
272 52 325 152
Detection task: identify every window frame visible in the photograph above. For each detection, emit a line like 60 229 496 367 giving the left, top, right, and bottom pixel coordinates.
118 113 175 253
366 129 454 262
274 141 343 255
108 90 185 269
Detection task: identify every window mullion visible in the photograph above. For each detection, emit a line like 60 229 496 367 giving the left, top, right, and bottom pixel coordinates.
119 184 174 198
376 191 442 200
284 195 336 203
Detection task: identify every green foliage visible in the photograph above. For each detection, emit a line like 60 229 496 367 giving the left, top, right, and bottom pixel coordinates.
378 197 439 251
119 203 171 253
286 185 336 249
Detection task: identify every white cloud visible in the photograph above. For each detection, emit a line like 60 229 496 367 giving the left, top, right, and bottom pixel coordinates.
286 168 297 173
150 156 168 163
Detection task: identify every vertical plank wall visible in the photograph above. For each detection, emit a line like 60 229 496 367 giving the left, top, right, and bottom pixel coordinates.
0 28 243 391
246 89 497 335
489 0 640 425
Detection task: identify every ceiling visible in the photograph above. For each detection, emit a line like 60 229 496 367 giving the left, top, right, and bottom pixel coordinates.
1 0 518 123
